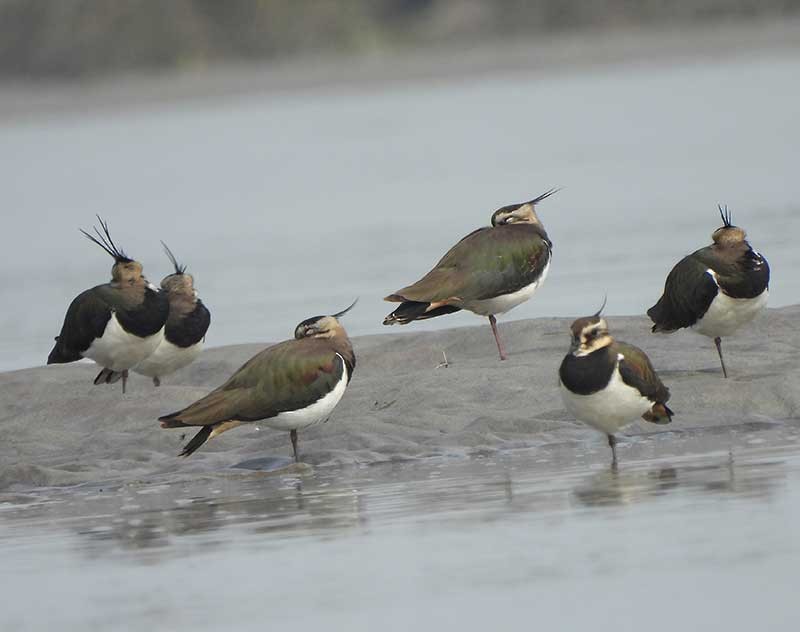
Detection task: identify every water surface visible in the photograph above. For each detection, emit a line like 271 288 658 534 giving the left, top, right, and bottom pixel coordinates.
2 49 799 370
2 443 799 630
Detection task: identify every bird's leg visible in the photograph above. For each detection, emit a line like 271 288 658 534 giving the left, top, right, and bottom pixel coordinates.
607 434 618 467
714 337 728 378
122 370 128 394
488 315 508 361
290 429 299 463
153 376 161 387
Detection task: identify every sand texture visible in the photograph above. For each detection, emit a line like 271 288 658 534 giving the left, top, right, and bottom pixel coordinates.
1 306 798 491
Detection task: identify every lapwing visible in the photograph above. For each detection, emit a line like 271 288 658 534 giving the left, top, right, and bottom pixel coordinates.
383 189 557 360
133 243 211 386
159 301 357 461
47 218 169 393
647 205 770 378
559 305 673 465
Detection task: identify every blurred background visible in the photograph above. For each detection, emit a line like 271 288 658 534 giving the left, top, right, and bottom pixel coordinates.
2 0 799 370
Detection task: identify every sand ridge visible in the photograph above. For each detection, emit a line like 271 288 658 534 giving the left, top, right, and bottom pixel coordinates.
1 306 798 491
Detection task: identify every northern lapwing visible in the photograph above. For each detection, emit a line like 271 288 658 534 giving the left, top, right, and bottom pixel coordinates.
159 301 357 461
559 305 673 465
47 218 169 393
133 243 211 386
647 205 770 378
383 189 556 360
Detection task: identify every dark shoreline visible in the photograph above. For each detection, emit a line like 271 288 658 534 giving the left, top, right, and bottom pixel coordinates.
2 18 800 122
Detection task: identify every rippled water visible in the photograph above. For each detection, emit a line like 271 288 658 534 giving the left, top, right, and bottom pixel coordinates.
2 443 799 631
2 49 800 371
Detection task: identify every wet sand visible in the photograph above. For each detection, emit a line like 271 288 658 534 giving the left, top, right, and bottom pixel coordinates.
2 305 797 491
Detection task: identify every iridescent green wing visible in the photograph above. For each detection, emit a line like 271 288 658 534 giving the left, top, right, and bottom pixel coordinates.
161 338 345 426
393 224 551 303
615 342 670 404
647 249 717 331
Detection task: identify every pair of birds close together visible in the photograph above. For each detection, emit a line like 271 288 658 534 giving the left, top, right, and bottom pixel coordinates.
48 192 770 463
47 220 211 393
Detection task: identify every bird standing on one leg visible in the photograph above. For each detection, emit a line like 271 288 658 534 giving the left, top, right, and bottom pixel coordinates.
133 243 211 387
159 301 357 462
383 189 557 360
559 305 673 466
47 218 169 393
647 205 770 378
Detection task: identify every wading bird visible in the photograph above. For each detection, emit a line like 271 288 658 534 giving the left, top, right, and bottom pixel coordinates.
647 205 769 377
47 218 169 393
559 304 673 465
133 243 211 386
383 189 557 360
159 301 357 461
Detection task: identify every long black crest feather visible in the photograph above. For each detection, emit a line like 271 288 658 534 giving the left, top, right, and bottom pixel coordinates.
718 204 733 228
161 241 186 274
593 294 608 318
332 298 358 319
80 216 132 262
528 187 561 206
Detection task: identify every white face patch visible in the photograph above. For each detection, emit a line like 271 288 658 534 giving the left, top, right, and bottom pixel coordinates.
574 320 611 356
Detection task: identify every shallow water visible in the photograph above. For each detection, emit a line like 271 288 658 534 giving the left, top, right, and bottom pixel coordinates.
2 48 800 371
2 440 799 631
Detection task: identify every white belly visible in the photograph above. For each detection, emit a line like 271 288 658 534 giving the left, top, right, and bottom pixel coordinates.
83 313 164 372
692 277 768 338
263 355 349 431
465 260 550 316
560 361 652 436
133 338 203 379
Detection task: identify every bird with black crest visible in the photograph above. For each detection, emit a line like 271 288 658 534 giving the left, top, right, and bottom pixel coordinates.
647 205 770 377
559 300 673 466
159 300 357 462
47 217 169 393
132 242 211 386
383 189 557 360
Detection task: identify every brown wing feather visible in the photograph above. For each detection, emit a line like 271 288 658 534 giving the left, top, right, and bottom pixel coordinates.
614 342 671 405
159 338 347 428
386 224 550 304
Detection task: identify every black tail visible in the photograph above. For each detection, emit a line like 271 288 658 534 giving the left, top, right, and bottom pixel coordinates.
383 301 461 325
179 426 213 457
94 368 123 385
47 339 81 364
646 301 674 333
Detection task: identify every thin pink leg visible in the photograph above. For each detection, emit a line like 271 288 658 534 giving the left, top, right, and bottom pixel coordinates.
489 315 507 361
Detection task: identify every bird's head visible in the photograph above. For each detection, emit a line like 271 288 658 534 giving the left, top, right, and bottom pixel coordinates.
568 298 613 355
490 187 559 227
159 242 197 297
80 216 143 285
711 205 747 247
294 299 358 340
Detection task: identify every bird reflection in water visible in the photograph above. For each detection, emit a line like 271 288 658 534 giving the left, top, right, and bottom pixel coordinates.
572 453 784 509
